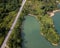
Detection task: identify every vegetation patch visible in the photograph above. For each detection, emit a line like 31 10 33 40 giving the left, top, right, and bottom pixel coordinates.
7 16 24 48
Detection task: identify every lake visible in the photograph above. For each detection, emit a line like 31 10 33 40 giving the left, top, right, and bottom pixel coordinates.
22 15 60 48
52 11 60 34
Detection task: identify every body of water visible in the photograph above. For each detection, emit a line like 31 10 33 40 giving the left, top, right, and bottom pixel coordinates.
52 11 60 34
22 15 60 48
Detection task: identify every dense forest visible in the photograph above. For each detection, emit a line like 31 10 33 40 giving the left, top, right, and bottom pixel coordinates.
7 12 24 48
7 17 23 48
0 0 22 46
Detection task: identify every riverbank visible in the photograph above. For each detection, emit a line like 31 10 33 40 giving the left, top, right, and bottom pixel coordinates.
41 32 58 46
47 9 60 17
52 43 58 46
28 14 40 23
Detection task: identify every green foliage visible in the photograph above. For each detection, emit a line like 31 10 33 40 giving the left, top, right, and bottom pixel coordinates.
40 15 60 44
0 0 22 46
7 17 23 48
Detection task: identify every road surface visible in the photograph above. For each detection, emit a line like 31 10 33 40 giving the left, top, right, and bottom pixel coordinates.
1 0 26 48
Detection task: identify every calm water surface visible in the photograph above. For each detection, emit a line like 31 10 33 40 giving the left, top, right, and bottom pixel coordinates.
52 11 60 34
22 15 60 48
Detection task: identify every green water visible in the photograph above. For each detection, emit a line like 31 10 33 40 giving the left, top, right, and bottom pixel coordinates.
52 11 60 34
57 4 60 9
22 15 60 48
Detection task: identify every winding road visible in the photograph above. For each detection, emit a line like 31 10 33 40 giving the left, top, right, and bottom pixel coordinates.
1 0 26 48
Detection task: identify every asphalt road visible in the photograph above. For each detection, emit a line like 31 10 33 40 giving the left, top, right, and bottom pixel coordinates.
1 0 26 48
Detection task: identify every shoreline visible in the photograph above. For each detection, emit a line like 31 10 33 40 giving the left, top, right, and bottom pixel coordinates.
48 9 60 17
41 32 58 46
28 14 40 24
52 43 58 46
